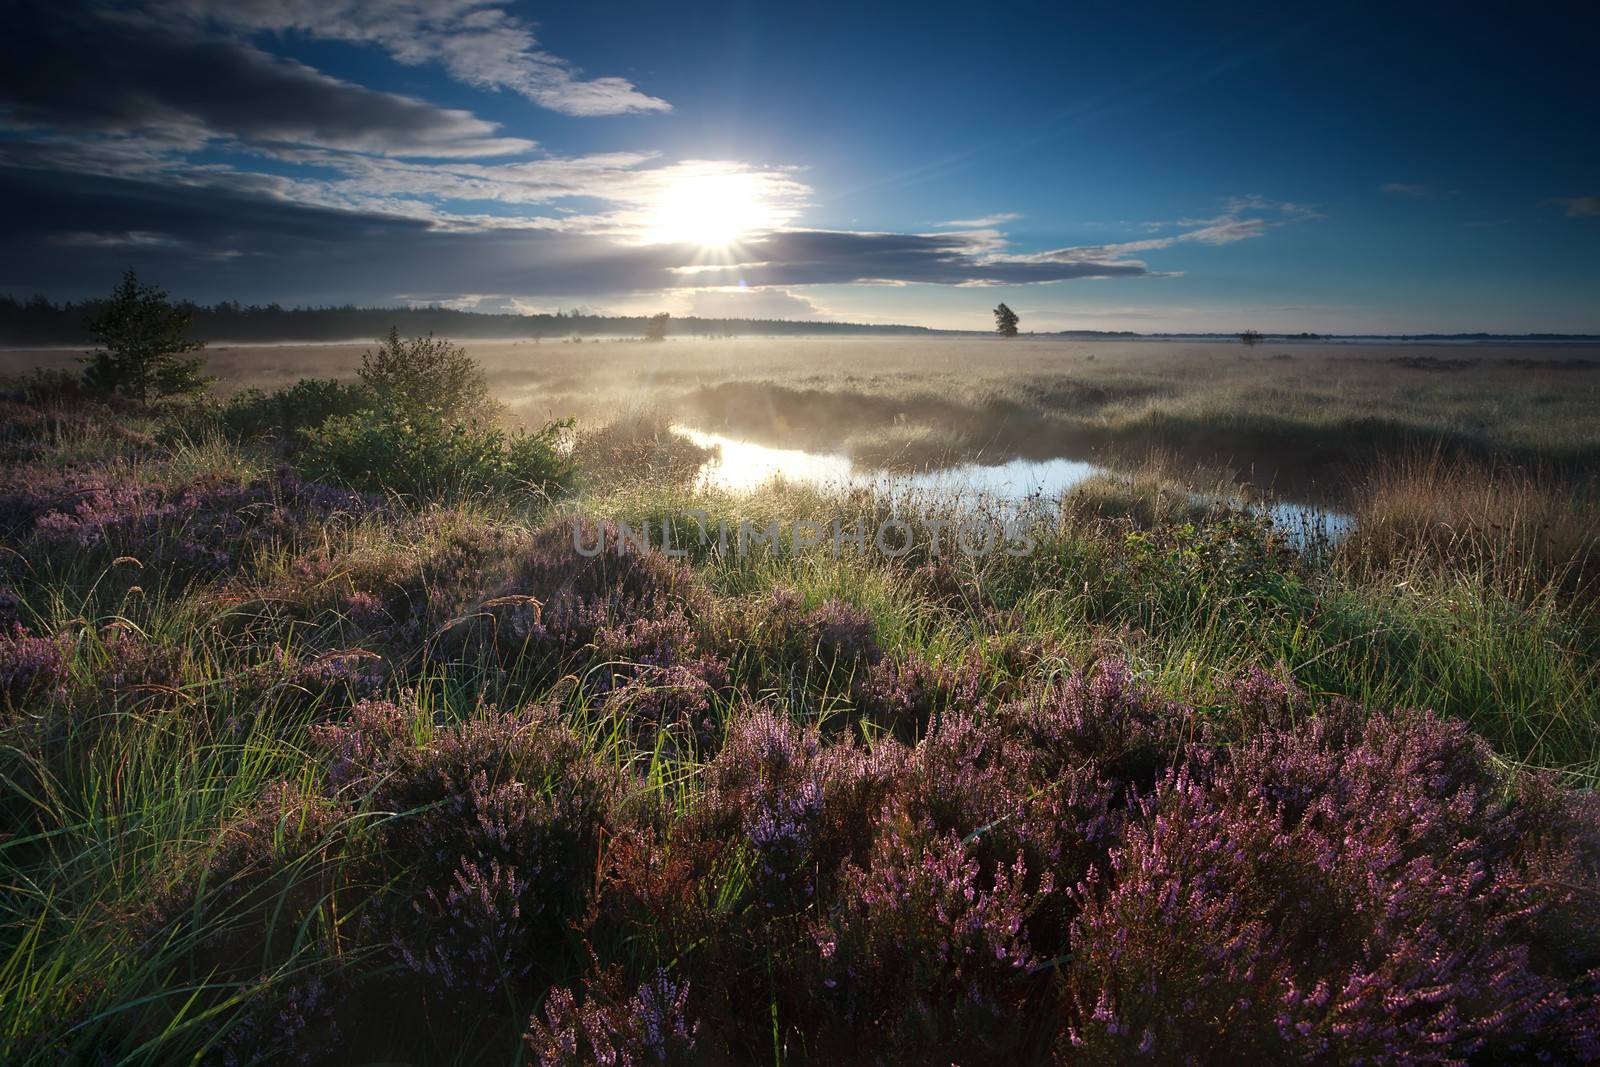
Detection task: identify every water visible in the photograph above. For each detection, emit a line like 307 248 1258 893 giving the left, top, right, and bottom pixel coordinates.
672 425 1353 548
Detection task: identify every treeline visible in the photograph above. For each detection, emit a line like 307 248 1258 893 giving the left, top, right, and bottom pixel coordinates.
0 294 934 346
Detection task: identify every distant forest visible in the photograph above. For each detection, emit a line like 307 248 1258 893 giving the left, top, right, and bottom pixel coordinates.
5 293 1593 347
0 293 937 346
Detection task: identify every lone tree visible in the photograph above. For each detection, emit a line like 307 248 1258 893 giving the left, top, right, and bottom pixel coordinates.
1240 329 1264 346
82 270 209 399
644 311 671 342
994 303 1020 338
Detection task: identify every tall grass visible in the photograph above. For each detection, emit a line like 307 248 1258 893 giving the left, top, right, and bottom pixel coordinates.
1341 448 1600 608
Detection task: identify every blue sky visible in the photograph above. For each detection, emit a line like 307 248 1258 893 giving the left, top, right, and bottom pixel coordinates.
1 1 1596 331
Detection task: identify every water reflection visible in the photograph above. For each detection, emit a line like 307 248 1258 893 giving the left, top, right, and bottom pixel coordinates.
671 425 1352 546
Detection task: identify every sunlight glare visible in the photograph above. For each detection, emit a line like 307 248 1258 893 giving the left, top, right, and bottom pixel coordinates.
642 170 781 248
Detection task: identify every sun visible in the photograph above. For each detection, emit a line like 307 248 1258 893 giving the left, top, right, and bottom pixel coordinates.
641 169 783 248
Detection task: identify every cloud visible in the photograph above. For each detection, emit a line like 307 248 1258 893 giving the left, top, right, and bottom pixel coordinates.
0 167 1154 302
0 6 533 158
1019 197 1315 265
167 0 671 117
1381 182 1435 198
680 287 830 320
938 213 1021 228
1551 196 1600 218
678 230 1151 287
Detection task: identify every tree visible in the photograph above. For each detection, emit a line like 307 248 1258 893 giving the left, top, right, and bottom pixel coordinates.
644 311 671 342
359 327 492 424
994 303 1019 338
81 270 209 399
1240 329 1264 346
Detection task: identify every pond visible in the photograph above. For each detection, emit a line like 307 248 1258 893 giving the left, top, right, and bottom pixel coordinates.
672 425 1354 549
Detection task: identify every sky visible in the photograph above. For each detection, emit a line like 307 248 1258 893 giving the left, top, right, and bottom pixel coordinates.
0 0 1596 333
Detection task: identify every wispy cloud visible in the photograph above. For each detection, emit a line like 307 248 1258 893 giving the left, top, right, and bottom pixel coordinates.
166 0 672 117
938 213 1021 228
1020 197 1317 264
1550 195 1600 218
1381 182 1435 198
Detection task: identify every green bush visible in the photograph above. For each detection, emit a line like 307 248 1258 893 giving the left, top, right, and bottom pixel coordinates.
359 329 492 424
222 378 374 441
298 410 573 502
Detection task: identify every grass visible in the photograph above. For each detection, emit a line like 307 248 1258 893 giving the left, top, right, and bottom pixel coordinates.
1 354 1597 1063
8 335 1598 492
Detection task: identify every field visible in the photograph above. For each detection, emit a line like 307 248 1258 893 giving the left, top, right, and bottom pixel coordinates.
2 336 1598 1064
10 336 1599 491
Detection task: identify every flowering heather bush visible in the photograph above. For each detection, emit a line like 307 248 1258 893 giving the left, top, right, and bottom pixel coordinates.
208 971 345 1067
87 626 183 707
854 651 981 739
239 648 386 721
712 589 884 697
526 969 699 1067
798 814 1055 1061
802 598 882 668
311 694 418 792
340 589 387 628
896 711 1114 925
315 700 620 999
1061 708 1600 1063
701 708 903 912
593 610 700 672
601 655 732 754
130 782 349 1065
456 522 699 669
0 624 71 711
269 514 527 655
14 468 378 579
1008 659 1194 792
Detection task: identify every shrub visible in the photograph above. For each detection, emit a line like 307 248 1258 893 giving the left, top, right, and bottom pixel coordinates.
0 624 71 711
297 409 572 502
314 701 620 999
447 521 698 672
1060 709 1600 1063
854 652 981 740
23 468 379 579
799 815 1055 1060
358 329 491 425
701 709 903 912
526 969 699 1066
221 378 373 442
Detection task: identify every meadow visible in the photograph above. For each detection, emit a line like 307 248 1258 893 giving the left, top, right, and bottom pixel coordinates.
1 334 1598 1064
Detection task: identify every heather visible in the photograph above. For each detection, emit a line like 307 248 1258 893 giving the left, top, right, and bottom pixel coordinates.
0 366 1597 1065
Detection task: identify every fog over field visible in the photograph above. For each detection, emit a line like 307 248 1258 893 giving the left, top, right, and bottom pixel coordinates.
11 335 1595 498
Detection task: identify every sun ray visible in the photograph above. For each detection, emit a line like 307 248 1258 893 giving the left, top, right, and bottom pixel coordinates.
641 169 786 249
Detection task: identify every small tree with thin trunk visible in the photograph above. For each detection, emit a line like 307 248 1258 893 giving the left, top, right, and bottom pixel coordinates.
1240 329 1264 346
994 303 1020 338
81 270 209 399
644 312 670 342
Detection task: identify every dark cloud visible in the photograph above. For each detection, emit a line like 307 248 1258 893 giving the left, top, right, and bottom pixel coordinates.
678 231 1149 288
0 167 1151 302
0 5 531 157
